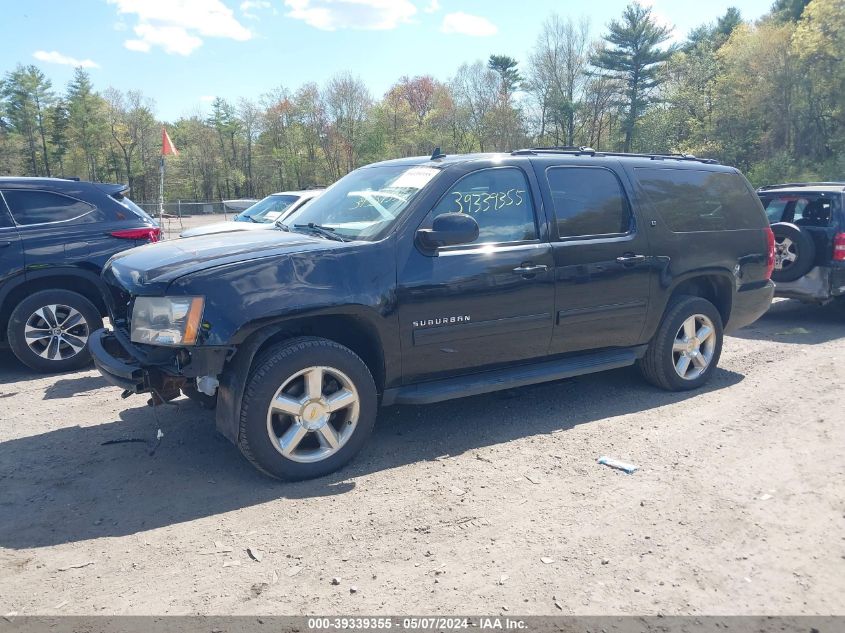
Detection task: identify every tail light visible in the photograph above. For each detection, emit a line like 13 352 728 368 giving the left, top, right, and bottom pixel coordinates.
834 233 845 262
765 227 776 279
111 227 161 243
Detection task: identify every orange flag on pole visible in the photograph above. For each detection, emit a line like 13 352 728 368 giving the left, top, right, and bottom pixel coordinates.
162 127 178 156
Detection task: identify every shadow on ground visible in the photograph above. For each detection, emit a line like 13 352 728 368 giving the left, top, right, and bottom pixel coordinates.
0 364 743 549
731 298 845 345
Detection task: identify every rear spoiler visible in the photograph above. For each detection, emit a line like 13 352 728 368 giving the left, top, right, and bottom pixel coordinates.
95 182 130 197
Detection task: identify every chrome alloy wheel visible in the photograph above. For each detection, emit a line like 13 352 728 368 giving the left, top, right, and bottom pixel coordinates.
672 314 716 381
774 235 798 271
24 304 90 361
266 366 360 463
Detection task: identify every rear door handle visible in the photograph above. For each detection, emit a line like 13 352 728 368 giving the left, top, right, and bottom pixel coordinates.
616 254 646 265
0 241 12 248
513 263 548 276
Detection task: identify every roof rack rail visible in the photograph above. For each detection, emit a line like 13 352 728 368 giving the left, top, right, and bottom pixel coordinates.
512 146 596 156
510 147 719 164
757 182 845 190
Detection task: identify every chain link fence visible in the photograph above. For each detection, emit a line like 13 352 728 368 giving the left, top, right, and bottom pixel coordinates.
135 200 232 218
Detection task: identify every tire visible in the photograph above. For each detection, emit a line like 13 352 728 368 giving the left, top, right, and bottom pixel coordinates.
237 337 377 481
638 295 723 392
7 289 103 373
771 222 815 283
182 383 218 410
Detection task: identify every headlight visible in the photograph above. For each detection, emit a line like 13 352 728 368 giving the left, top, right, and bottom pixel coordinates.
130 296 205 346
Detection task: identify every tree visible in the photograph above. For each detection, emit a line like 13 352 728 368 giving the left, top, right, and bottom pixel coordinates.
67 67 106 181
487 55 522 102
527 14 590 145
770 0 812 21
591 3 674 151
1 65 55 175
324 72 371 174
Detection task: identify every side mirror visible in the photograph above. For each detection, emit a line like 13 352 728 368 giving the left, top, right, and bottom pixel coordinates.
416 213 479 250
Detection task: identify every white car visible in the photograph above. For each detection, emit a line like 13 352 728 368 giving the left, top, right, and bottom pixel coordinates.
181 190 324 238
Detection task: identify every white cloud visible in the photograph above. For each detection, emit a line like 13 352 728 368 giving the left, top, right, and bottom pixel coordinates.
636 0 677 41
199 95 217 102
423 0 440 13
240 0 272 19
107 0 252 55
440 12 497 37
284 0 417 31
33 50 99 68
124 39 151 52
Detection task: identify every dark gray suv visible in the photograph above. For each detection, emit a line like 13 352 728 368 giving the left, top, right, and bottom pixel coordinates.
758 182 845 303
0 177 159 372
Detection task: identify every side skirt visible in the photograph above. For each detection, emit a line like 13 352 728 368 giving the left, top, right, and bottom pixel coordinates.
382 346 646 406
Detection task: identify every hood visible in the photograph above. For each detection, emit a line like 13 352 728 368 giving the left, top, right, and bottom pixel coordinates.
180 220 273 238
107 229 341 294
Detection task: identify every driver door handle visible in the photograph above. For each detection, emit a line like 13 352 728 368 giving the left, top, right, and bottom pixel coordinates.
0 241 12 248
616 254 646 265
513 263 548 276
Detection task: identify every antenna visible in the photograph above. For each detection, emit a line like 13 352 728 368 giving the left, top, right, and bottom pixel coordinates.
430 147 446 160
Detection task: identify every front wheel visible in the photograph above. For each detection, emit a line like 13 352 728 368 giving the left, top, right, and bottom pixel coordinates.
7 289 103 373
237 337 377 480
638 295 724 391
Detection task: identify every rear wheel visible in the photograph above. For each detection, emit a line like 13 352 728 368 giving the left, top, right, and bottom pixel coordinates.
7 289 103 373
771 222 815 282
237 337 377 480
638 295 723 391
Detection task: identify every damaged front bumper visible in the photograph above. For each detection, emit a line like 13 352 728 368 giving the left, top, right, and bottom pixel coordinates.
90 327 230 398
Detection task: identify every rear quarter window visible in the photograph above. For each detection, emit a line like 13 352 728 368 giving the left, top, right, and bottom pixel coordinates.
1 189 100 226
634 168 764 232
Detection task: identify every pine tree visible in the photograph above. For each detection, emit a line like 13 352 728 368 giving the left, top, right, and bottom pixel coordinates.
591 3 673 152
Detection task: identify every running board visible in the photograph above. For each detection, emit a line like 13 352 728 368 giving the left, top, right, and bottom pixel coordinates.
381 348 641 406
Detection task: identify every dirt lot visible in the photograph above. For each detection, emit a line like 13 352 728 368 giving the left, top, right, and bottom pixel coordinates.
0 297 843 616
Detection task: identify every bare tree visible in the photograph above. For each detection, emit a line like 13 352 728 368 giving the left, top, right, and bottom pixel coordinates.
324 72 371 174
527 14 590 146
450 61 500 152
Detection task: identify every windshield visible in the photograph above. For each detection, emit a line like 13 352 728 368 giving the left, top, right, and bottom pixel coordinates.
239 194 300 222
283 164 441 240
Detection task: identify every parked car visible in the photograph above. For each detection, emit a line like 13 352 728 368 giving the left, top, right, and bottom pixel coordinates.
757 182 845 303
181 190 324 238
90 149 774 480
0 177 160 372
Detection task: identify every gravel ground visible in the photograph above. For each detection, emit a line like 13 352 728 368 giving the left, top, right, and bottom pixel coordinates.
0 298 843 616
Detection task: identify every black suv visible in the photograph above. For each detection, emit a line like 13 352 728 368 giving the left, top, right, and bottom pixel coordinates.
90 149 774 480
0 177 160 372
757 183 845 302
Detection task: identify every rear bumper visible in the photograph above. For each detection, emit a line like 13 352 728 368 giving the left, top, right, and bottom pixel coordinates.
725 280 775 333
774 266 845 303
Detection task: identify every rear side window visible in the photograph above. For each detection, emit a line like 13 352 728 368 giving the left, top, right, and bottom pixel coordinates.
0 194 13 228
428 167 537 244
635 168 763 232
1 189 97 226
114 193 156 223
546 166 632 238
758 193 838 227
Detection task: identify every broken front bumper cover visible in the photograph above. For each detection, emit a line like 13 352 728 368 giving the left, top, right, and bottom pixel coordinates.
90 328 230 396
90 328 151 393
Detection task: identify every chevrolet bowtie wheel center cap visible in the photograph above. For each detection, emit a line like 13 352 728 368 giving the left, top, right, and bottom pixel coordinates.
300 401 329 430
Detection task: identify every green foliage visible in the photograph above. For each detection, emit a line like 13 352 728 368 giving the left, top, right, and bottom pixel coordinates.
591 3 674 151
0 0 841 199
487 55 522 96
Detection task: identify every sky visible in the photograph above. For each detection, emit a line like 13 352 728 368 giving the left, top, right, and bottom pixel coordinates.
3 0 775 122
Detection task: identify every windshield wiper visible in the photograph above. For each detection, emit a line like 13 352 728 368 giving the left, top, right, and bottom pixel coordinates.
275 221 291 232
293 223 348 242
